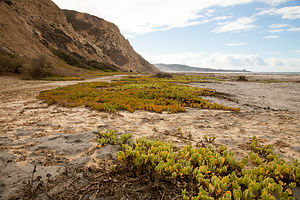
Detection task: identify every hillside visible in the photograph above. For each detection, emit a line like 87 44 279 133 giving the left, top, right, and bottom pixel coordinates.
155 63 250 73
0 0 158 74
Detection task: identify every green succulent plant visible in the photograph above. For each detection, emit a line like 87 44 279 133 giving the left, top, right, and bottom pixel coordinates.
98 130 299 200
39 75 240 113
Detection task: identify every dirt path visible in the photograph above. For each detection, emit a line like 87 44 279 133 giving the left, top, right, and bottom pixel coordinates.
0 74 299 199
0 75 128 199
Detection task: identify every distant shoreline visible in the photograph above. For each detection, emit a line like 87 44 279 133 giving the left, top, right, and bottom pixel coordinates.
154 63 300 74
160 71 300 74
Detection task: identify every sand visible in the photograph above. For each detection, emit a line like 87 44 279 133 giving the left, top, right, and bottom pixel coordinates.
0 73 299 199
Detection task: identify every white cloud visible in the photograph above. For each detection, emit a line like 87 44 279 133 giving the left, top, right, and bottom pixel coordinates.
145 52 300 72
53 0 256 35
287 27 300 32
52 0 296 35
269 29 284 33
205 9 215 17
257 0 291 5
196 15 233 25
267 25 300 33
213 17 257 33
295 50 300 54
257 6 300 20
269 24 289 28
264 35 279 39
226 43 247 46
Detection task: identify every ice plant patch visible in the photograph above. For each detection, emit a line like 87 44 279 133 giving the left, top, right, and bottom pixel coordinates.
39 75 240 113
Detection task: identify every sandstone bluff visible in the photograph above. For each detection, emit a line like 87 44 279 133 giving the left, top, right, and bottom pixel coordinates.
0 0 158 73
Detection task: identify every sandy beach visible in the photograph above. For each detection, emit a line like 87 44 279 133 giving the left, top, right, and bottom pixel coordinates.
0 73 299 199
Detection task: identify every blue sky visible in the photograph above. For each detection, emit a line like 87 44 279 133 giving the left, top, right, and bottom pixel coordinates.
53 0 300 72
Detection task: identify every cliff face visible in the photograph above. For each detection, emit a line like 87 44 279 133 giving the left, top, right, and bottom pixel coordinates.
63 10 158 73
0 0 158 73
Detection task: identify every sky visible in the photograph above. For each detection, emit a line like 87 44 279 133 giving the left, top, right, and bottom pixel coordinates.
52 0 300 72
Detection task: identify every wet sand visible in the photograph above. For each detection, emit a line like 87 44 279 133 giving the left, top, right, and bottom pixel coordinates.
0 74 299 199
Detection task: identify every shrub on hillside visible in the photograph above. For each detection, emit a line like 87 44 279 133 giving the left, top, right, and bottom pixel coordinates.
50 47 120 72
23 55 52 79
85 60 119 72
0 0 13 6
0 49 23 73
50 48 86 68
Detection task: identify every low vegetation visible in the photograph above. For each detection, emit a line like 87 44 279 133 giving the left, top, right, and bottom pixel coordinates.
40 76 84 81
0 0 12 6
150 73 224 83
0 48 23 73
39 76 240 113
22 55 52 79
0 47 121 80
236 76 248 82
0 49 52 79
50 47 119 72
98 130 300 200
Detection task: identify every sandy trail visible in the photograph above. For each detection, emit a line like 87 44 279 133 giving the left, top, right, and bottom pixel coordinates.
0 74 299 199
